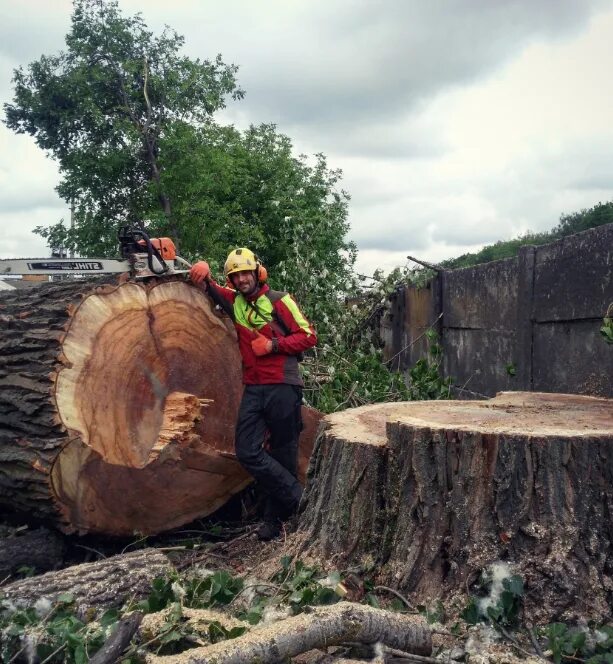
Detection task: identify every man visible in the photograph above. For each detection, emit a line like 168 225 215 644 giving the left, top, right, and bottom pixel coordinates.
189 248 317 540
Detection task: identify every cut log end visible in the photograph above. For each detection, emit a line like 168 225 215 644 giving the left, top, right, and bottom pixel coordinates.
0 277 322 536
54 281 234 468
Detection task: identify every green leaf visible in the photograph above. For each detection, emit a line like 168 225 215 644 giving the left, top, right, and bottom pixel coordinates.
227 626 248 639
363 593 380 608
99 608 120 628
159 629 183 644
5 623 25 636
244 607 264 625
570 631 587 652
460 598 481 625
74 644 88 664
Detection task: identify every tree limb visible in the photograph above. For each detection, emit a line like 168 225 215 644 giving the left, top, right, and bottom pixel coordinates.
147 602 431 664
406 255 444 272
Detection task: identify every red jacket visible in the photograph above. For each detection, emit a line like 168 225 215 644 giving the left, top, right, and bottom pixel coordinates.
207 281 317 386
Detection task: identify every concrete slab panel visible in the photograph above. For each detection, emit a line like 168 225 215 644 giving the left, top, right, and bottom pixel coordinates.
443 328 518 397
533 224 613 322
533 319 613 397
444 257 518 329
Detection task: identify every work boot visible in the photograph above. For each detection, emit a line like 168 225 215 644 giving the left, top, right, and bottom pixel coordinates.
256 520 281 541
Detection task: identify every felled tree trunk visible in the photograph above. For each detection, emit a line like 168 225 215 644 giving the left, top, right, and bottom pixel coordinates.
298 392 613 622
1 548 170 613
0 277 320 536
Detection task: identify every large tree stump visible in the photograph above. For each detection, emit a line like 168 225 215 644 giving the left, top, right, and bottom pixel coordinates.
0 277 320 536
298 392 613 622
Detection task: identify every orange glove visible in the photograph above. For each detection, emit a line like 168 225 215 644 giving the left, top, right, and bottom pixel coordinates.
189 261 210 285
251 332 273 357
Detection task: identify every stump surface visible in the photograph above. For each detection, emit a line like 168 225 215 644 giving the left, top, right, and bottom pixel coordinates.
325 391 611 442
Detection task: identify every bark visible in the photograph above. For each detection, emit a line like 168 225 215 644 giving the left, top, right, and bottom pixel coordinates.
0 527 66 578
298 392 613 622
0 277 320 536
89 611 143 664
0 548 170 613
147 602 431 664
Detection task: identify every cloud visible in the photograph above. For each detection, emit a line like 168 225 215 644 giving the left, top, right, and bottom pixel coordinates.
1 0 612 277
208 1 610 135
0 207 62 259
0 0 72 64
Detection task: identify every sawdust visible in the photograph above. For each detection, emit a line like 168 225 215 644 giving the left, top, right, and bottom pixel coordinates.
140 606 248 640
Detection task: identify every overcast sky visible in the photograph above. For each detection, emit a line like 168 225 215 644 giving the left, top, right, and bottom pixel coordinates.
1 0 612 275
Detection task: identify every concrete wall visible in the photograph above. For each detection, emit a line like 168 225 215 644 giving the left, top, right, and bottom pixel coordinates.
382 223 613 398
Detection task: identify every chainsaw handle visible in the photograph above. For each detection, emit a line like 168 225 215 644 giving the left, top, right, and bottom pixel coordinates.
118 226 168 275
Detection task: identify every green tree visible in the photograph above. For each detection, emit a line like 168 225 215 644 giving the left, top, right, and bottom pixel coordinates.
4 0 243 253
153 121 355 301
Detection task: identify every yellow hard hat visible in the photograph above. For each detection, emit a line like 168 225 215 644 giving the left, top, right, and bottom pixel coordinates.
224 248 258 277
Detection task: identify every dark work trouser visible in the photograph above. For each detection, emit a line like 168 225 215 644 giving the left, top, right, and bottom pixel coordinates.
235 384 303 521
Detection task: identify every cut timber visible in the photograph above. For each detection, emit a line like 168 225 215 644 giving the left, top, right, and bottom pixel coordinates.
0 548 170 613
0 277 321 536
298 392 613 622
147 602 431 664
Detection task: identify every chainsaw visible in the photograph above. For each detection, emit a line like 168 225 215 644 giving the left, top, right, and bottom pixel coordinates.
0 227 191 279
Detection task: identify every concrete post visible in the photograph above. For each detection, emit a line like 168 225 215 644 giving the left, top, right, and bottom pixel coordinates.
516 245 536 391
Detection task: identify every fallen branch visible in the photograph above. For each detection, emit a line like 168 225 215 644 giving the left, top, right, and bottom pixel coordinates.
147 601 431 664
406 255 444 273
374 585 417 612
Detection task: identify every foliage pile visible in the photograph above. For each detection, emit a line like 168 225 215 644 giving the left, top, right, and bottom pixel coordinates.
302 265 451 412
0 557 347 662
601 304 613 345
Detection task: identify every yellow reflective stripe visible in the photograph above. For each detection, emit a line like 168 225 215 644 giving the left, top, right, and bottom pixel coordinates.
281 294 312 335
233 294 273 330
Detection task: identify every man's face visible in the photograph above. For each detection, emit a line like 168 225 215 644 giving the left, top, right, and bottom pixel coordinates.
230 270 257 295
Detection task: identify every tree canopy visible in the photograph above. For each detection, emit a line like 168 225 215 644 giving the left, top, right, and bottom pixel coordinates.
4 0 243 249
3 0 356 301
